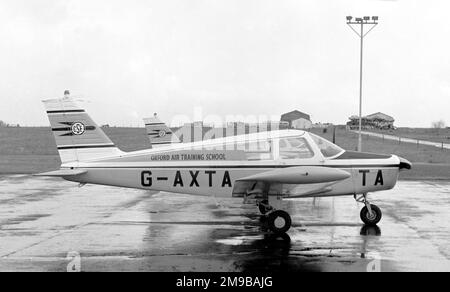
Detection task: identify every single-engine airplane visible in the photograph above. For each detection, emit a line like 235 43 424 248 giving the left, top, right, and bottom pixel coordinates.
37 94 411 234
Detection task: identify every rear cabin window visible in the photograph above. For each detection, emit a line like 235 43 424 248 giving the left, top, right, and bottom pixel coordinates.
235 140 273 161
279 137 314 159
196 140 273 161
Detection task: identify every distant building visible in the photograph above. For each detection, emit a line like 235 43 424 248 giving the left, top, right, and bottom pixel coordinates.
280 110 312 129
347 112 395 130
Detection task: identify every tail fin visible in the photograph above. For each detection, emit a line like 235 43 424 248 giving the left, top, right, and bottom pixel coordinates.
43 95 122 163
143 114 180 148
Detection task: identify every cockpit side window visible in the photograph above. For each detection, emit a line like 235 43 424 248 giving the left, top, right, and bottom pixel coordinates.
309 133 344 158
279 136 314 159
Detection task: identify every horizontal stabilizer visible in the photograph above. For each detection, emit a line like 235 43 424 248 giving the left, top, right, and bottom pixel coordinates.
34 169 87 177
237 166 350 184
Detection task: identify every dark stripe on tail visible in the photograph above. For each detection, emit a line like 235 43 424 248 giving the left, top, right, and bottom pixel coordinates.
148 132 173 136
47 109 86 114
145 123 166 126
52 126 96 131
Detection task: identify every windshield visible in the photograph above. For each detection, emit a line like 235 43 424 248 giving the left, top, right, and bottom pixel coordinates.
309 133 344 158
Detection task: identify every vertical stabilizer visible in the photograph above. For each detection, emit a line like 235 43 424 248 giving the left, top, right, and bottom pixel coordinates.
43 92 122 163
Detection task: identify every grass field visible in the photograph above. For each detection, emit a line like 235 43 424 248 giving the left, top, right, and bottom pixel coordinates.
0 127 150 174
309 127 450 164
310 127 450 180
364 127 450 144
0 126 448 180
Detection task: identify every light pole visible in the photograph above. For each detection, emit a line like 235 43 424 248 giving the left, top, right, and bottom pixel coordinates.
346 16 378 152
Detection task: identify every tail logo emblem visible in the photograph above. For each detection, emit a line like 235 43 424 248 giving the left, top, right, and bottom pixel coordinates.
158 130 167 138
71 122 86 135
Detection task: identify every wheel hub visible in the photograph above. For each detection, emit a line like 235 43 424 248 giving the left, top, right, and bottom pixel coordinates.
274 216 286 228
366 211 376 221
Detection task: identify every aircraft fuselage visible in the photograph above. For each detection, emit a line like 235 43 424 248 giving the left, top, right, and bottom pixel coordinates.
63 147 401 198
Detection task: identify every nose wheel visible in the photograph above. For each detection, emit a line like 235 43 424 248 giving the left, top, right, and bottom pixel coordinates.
360 204 382 225
355 194 382 226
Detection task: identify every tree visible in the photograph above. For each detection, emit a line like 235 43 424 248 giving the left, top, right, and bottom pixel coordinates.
432 119 446 134
432 120 446 128
0 120 20 127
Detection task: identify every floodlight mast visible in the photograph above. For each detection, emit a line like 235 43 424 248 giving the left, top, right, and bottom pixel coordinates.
346 16 378 152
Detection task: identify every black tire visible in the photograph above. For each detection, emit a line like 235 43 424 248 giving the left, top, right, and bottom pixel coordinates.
268 210 292 234
360 204 382 226
258 200 269 214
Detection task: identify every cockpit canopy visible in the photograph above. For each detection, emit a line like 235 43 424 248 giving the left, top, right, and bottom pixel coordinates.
143 130 344 162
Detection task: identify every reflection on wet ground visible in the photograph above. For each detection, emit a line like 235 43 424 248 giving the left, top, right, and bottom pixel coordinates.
0 175 449 272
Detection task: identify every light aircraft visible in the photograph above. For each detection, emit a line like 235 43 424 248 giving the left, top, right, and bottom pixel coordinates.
37 94 411 234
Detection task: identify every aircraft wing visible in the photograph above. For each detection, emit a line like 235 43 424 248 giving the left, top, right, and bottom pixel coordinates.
233 166 350 198
34 169 87 177
237 166 350 184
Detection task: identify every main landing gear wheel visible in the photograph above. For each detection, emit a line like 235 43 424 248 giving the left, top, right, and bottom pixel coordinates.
268 210 292 234
360 204 382 226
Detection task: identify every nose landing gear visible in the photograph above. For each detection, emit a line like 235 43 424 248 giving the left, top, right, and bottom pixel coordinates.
355 194 382 226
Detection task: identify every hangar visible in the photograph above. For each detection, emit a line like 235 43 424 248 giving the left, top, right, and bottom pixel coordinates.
280 110 312 130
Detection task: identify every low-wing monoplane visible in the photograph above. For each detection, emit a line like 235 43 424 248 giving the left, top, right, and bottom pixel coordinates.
38 95 411 234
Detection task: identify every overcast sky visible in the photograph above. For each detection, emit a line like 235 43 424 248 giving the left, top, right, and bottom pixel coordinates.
0 0 449 127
